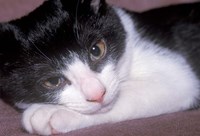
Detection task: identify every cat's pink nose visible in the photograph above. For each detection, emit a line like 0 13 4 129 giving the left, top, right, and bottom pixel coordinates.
86 90 106 103
81 78 106 103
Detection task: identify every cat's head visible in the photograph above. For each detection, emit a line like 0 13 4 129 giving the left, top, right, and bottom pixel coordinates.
0 0 126 114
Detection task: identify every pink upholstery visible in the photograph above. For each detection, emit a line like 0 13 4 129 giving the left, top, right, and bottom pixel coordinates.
1 99 200 136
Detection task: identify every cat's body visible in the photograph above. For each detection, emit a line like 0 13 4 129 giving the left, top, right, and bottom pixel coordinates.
0 0 200 135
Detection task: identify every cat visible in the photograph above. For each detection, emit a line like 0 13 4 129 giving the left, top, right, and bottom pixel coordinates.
0 0 200 135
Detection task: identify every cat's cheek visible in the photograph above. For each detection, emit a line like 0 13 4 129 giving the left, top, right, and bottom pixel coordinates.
57 85 101 114
97 64 120 106
57 85 84 105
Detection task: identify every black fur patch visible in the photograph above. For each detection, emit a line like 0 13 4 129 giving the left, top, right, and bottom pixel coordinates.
0 0 125 105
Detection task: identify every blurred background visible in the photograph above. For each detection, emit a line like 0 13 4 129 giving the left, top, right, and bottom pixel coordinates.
0 0 44 22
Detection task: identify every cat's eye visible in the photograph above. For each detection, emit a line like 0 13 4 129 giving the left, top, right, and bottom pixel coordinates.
41 76 69 90
89 40 107 61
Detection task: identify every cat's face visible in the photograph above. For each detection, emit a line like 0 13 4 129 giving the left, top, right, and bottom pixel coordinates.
0 0 126 114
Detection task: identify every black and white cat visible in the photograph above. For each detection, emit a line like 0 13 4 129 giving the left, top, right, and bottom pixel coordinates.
1 0 200 135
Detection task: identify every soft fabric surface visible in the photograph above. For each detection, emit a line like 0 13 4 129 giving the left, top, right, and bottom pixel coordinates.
0 0 200 136
0 0 44 22
1 99 200 136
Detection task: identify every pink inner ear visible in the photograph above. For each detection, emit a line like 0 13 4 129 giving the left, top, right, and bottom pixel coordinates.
81 77 106 102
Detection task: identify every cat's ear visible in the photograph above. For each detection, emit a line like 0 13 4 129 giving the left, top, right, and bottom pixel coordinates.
61 0 107 15
90 0 106 14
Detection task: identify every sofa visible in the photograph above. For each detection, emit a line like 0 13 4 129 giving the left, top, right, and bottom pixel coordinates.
1 99 200 136
0 0 200 135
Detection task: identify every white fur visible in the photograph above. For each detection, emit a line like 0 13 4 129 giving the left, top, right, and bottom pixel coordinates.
15 102 31 109
58 56 118 114
22 8 200 135
112 8 199 118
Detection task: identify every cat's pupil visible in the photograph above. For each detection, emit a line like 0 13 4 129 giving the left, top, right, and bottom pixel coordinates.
91 45 101 57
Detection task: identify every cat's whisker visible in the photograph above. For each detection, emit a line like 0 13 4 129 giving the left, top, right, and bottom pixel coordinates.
32 44 52 63
60 101 85 107
74 0 81 40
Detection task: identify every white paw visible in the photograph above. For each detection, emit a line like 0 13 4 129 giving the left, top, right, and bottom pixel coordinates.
22 104 84 135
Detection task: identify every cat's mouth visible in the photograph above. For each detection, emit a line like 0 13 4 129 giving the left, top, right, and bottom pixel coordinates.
75 102 114 115
78 94 118 115
59 95 117 115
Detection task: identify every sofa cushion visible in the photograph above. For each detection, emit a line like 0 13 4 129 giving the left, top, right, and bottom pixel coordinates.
1 99 200 136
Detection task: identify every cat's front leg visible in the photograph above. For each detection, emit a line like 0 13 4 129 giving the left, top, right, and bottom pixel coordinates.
22 104 92 135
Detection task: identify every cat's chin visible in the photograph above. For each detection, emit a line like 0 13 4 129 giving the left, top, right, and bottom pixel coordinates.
78 99 116 115
89 93 119 114
78 104 112 115
97 102 115 114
